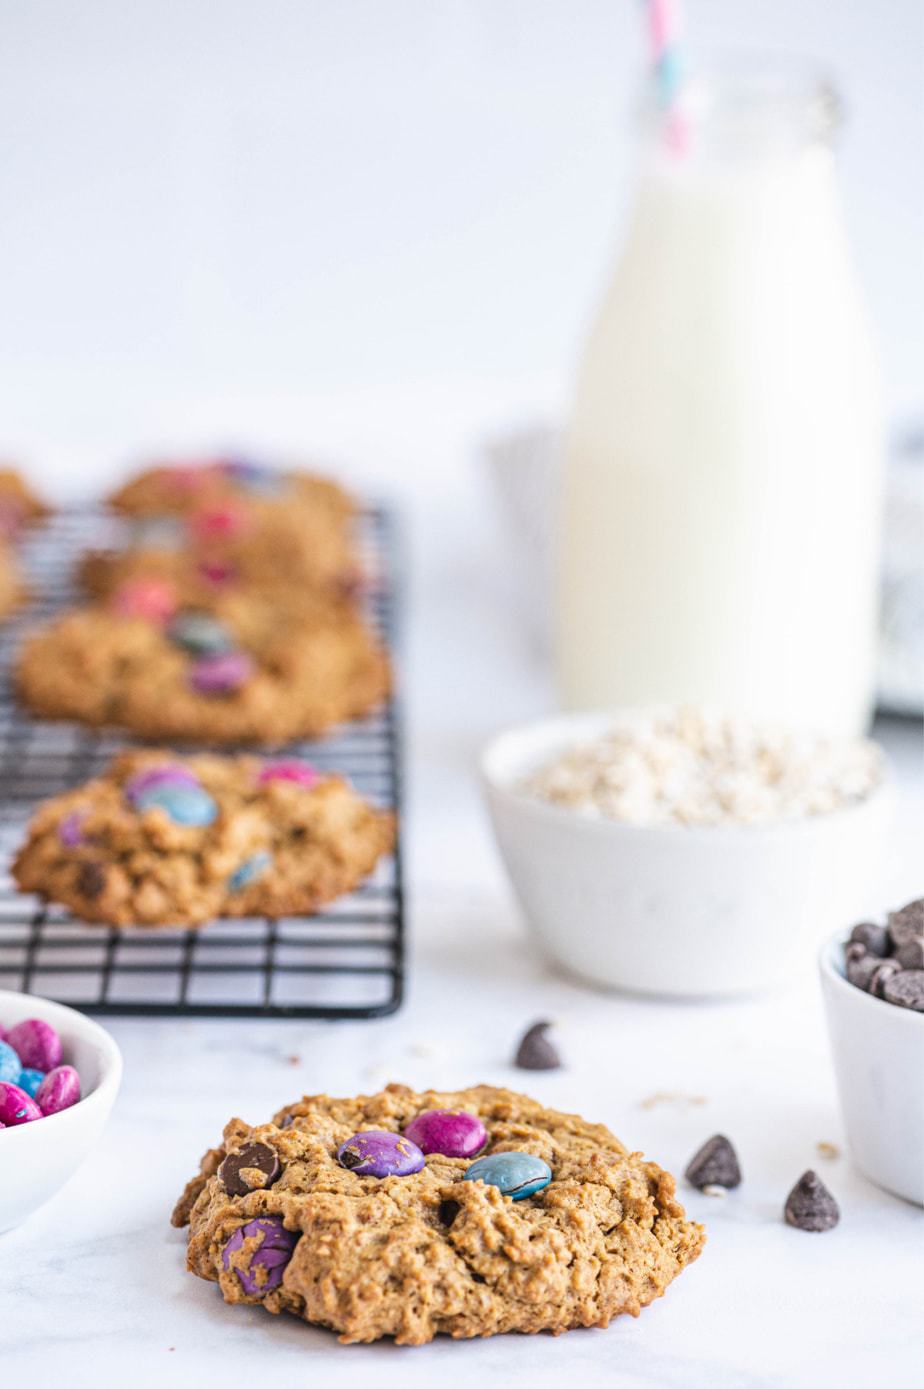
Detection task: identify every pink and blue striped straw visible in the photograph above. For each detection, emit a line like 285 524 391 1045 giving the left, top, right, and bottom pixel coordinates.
644 0 690 153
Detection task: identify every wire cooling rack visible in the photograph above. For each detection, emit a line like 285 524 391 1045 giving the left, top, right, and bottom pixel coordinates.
0 505 404 1018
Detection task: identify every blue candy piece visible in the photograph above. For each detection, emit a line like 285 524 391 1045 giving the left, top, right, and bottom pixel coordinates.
18 1068 45 1098
222 459 286 495
463 1151 552 1201
0 1041 21 1086
167 610 235 656
134 783 218 827
227 851 273 892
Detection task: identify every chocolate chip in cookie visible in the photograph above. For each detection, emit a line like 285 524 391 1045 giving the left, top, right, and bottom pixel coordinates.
514 1020 562 1071
77 861 107 899
219 1141 280 1196
784 1170 839 1232
685 1134 742 1190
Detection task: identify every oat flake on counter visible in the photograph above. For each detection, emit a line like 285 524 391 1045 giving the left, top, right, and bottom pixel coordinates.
522 709 883 827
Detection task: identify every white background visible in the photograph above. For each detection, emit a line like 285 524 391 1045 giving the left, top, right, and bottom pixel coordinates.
0 0 921 495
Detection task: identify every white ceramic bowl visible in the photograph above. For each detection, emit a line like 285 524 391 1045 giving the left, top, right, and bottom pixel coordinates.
0 991 122 1233
819 935 923 1206
481 713 892 998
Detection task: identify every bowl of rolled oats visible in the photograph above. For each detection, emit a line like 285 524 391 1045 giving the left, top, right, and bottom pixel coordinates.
481 707 890 997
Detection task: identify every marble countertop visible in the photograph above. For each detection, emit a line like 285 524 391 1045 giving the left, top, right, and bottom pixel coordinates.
1 488 921 1389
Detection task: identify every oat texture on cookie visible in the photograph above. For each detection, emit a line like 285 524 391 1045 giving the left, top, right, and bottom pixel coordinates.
171 1084 705 1345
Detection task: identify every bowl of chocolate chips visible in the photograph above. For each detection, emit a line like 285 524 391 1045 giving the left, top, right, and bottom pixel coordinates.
819 897 924 1207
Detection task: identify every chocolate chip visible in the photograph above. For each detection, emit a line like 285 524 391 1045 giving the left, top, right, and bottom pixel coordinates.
882 970 924 1012
895 936 924 971
868 959 902 998
844 941 868 963
77 861 106 899
685 1134 742 1190
887 898 924 949
846 953 880 992
784 1170 839 1231
514 1020 562 1071
438 1199 460 1227
848 921 890 957
218 1141 281 1196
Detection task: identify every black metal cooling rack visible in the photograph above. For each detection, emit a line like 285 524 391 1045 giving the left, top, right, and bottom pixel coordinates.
0 504 404 1019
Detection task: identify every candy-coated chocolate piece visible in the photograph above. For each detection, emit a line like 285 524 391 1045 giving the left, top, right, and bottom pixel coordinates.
403 1109 488 1159
124 764 200 805
463 1151 552 1200
221 1217 299 1295
6 1018 63 1072
187 504 248 544
199 558 236 585
188 650 254 695
0 1041 22 1085
219 1141 280 1196
337 1130 425 1178
35 1065 81 1116
0 1082 43 1126
222 459 286 495
167 610 235 656
18 1068 44 1099
111 577 178 623
133 782 218 827
227 851 273 892
58 810 86 847
258 760 318 789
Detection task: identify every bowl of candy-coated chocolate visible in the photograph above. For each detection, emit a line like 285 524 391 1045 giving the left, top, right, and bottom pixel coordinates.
0 989 122 1232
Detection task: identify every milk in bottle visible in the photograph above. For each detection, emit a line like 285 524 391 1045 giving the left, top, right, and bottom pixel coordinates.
558 66 884 734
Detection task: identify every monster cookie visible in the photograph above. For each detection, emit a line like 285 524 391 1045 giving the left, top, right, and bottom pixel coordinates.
13 751 395 927
0 468 47 621
171 1084 704 1345
15 588 390 744
88 458 359 598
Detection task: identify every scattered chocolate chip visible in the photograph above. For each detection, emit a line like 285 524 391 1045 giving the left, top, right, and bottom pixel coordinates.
77 861 106 898
849 921 890 957
895 936 924 971
218 1141 281 1196
882 970 924 1012
887 898 924 949
868 959 902 998
438 1199 460 1227
784 1170 839 1231
685 1134 742 1190
514 1020 562 1071
846 953 880 991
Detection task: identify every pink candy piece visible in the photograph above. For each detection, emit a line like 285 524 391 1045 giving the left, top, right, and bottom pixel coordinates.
35 1065 81 1116
258 760 318 789
189 650 254 695
6 1018 63 1072
124 765 200 805
0 1082 42 1126
198 558 236 585
187 504 248 545
112 577 178 623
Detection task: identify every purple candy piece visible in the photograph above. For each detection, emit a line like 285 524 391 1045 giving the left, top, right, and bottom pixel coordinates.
125 765 200 805
221 1216 299 1296
58 810 86 848
337 1129 425 1179
0 1082 43 1126
403 1109 488 1160
257 760 319 789
189 650 254 695
6 1018 63 1072
35 1065 81 1116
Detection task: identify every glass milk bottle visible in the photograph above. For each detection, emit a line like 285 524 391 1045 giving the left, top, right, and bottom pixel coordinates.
558 65 884 735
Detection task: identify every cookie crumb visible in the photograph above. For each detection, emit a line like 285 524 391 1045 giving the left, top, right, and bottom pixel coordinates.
640 1091 708 1110
700 1184 727 1198
286 1054 301 1066
816 1141 840 1160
